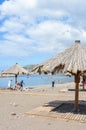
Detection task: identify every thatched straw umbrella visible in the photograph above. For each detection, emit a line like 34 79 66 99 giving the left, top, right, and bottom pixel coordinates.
1 63 28 83
32 40 86 111
0 73 15 78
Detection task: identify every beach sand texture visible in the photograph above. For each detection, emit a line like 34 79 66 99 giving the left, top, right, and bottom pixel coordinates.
0 82 86 130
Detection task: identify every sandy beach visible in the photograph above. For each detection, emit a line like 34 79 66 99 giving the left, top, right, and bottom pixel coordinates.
0 82 86 130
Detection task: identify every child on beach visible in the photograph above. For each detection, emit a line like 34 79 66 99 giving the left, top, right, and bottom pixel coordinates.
14 81 20 90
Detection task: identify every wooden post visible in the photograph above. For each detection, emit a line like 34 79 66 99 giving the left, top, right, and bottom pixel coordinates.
74 72 80 110
82 77 85 90
15 74 17 84
74 82 79 109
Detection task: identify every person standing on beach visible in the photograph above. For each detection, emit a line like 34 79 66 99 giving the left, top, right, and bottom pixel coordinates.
19 80 24 91
52 80 55 88
8 80 12 88
50 74 55 88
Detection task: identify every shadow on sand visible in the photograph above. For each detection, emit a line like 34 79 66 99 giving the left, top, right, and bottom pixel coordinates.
44 100 86 115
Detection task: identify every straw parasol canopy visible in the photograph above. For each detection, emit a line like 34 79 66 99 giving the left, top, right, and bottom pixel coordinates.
0 73 15 78
32 40 86 111
1 63 28 83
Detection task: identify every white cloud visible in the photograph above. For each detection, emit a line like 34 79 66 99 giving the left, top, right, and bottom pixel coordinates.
0 17 26 33
0 0 86 62
0 0 38 15
27 21 84 51
0 39 33 57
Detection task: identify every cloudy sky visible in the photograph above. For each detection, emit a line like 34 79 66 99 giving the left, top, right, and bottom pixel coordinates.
0 0 86 71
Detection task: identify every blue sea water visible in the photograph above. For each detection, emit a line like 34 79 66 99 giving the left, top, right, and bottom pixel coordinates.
0 74 74 88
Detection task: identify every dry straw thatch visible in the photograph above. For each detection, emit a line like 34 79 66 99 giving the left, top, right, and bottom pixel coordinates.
32 40 86 111
32 40 86 75
1 63 28 83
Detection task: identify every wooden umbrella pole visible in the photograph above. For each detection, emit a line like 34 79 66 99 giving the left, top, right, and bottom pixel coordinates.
15 75 17 84
74 72 80 110
74 82 79 110
82 77 85 90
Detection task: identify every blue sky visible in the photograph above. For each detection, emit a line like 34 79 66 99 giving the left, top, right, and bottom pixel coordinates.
0 0 5 4
0 0 86 71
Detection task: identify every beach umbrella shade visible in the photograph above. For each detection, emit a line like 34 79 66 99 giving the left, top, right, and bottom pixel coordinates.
1 63 28 83
0 73 15 78
32 40 86 111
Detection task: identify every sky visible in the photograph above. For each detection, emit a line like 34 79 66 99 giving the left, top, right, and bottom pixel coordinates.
0 0 86 71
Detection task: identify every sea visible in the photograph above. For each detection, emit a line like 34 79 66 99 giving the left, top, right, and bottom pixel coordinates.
0 74 74 88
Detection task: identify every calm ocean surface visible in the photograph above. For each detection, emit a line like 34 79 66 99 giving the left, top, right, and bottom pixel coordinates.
0 74 74 88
